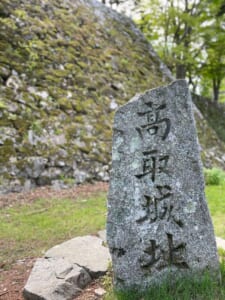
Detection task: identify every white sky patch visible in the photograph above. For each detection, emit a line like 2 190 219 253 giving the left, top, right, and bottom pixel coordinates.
97 0 136 17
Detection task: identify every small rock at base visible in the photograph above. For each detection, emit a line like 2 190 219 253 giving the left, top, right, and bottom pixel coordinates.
94 287 106 296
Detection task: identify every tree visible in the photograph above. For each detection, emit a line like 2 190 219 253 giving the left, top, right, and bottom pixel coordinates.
217 0 225 16
137 1 207 78
200 12 225 102
101 0 225 101
136 0 225 100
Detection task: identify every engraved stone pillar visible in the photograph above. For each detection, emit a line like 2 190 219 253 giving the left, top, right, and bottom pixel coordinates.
107 80 219 290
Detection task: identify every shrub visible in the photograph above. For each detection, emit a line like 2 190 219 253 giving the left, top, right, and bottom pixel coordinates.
204 168 225 185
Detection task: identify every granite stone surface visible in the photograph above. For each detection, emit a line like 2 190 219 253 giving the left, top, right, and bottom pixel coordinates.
107 80 219 290
23 235 111 300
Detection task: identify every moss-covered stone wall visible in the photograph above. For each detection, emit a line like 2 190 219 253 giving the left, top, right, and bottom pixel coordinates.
0 0 172 192
0 0 224 193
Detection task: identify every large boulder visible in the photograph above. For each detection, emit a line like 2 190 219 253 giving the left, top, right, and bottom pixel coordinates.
23 235 111 300
45 235 111 277
23 258 92 300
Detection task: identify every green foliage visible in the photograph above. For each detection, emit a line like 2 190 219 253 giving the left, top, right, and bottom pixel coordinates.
135 0 225 101
199 13 225 102
204 168 225 185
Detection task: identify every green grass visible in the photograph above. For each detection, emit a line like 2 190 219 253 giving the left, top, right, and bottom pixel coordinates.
1 174 225 299
103 250 225 300
103 263 225 300
0 192 106 267
206 182 225 239
102 175 225 300
204 168 225 186
0 182 224 266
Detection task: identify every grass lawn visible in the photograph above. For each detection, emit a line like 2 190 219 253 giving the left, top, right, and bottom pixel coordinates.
103 261 225 300
1 182 224 267
206 183 225 239
0 180 225 299
0 191 107 267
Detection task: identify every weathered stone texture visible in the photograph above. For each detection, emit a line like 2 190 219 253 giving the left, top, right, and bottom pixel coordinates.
45 235 111 277
107 80 219 290
23 257 92 300
23 235 111 300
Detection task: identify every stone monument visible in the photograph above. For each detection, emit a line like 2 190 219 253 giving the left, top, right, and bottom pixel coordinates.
107 80 219 290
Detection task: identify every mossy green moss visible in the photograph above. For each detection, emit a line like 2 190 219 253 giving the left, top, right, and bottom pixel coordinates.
194 96 225 144
194 109 225 169
0 140 16 163
0 0 223 186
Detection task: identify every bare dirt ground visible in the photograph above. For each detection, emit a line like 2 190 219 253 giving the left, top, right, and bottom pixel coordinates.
0 182 108 300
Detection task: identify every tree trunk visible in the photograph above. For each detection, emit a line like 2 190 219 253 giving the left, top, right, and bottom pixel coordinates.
176 63 186 79
213 78 221 102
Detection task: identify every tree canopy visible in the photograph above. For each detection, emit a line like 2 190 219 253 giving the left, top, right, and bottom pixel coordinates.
102 0 225 102
137 0 225 101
